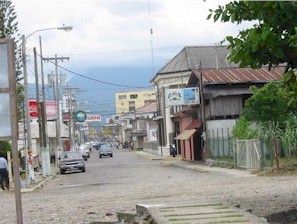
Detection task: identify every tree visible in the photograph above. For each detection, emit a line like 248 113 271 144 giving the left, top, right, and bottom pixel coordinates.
208 1 297 71
243 82 290 170
208 1 297 170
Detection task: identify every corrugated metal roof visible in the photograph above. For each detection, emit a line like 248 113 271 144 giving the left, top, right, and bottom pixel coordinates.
157 46 237 75
192 67 284 85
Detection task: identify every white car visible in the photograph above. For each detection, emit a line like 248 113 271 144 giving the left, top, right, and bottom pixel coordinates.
78 145 90 161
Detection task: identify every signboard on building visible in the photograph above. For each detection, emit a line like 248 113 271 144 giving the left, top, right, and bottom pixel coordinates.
165 87 200 106
29 99 57 120
147 129 158 142
86 114 101 122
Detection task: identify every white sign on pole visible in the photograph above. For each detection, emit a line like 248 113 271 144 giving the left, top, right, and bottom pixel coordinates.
165 87 200 106
0 43 11 138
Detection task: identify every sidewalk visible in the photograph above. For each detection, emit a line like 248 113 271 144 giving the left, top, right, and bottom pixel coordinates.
132 150 164 160
21 165 59 193
132 150 255 178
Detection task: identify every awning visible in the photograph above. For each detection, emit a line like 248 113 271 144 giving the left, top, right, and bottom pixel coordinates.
175 129 196 140
185 119 201 130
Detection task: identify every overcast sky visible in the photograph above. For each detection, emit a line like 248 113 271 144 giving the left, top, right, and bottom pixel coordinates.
13 0 247 69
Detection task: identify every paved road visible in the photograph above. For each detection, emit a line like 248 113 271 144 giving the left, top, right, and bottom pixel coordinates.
0 150 296 223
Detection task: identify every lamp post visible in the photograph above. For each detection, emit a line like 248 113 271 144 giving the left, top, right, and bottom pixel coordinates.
22 25 73 182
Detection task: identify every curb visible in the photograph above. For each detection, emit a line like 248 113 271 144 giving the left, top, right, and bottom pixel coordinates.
131 151 164 161
21 171 59 193
161 161 208 173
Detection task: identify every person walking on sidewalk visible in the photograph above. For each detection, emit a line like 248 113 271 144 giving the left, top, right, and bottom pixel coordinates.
0 154 9 190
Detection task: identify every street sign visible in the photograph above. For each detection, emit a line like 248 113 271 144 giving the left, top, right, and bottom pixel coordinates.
75 110 87 122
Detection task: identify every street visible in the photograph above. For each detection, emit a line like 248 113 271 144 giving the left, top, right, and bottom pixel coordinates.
0 150 297 223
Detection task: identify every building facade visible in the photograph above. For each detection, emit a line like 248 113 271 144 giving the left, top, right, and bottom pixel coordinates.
151 45 237 156
175 67 284 161
115 89 156 114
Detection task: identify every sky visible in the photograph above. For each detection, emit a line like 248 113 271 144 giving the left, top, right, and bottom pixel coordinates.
12 0 251 117
13 0 246 68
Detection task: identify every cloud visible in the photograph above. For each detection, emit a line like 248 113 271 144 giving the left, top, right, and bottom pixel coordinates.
12 0 251 69
100 0 164 17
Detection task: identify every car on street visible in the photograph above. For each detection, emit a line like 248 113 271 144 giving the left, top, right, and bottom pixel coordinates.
99 144 113 158
58 151 86 174
79 145 90 161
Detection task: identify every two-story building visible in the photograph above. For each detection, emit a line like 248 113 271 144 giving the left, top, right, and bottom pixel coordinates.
151 45 236 156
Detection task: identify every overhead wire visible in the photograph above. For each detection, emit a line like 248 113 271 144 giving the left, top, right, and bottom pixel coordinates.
38 53 152 89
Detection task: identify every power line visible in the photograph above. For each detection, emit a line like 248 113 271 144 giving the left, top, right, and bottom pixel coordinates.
40 54 151 89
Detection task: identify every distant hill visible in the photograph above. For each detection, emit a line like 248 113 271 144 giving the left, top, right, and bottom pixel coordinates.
67 66 158 122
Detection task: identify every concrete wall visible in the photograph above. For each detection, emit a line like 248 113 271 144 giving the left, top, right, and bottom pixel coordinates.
206 119 236 137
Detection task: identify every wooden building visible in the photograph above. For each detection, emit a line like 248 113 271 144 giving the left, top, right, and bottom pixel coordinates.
174 67 284 161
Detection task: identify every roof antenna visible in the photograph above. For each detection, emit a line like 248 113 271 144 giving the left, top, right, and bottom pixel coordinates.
148 0 155 74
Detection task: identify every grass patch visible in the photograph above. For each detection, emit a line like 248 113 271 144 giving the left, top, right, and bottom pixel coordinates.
254 157 297 176
211 157 235 169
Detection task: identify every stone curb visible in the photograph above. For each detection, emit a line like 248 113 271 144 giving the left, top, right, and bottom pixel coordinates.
131 151 164 161
21 170 59 193
161 161 208 173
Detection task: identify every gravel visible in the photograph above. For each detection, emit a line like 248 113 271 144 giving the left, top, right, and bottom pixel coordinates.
0 150 296 223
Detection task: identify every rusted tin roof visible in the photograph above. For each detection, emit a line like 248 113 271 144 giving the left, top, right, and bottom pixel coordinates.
193 67 284 85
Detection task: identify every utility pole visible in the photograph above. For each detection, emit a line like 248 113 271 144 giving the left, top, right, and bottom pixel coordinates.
43 55 70 158
65 86 79 149
198 61 208 160
21 35 33 184
39 36 51 176
33 47 43 148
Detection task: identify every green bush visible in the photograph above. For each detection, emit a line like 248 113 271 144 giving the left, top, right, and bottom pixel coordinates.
232 117 259 140
0 141 11 157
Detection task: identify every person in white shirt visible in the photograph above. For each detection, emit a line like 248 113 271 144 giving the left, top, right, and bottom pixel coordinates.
0 154 9 190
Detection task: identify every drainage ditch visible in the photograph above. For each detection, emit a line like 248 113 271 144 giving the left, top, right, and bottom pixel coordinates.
266 209 297 224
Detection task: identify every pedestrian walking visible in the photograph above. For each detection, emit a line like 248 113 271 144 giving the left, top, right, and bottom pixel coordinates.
0 154 9 191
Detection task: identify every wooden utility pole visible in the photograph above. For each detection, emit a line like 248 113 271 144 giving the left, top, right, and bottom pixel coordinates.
33 48 43 147
198 61 208 159
43 55 69 155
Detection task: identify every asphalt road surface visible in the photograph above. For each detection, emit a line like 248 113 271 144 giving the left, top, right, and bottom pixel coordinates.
0 150 296 223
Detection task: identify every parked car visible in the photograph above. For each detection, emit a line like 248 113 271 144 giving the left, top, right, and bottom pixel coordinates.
99 144 113 158
58 151 85 174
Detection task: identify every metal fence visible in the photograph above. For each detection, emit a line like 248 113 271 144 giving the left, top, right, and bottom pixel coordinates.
207 128 233 158
207 128 273 170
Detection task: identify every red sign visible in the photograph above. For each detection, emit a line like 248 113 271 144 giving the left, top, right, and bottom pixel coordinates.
86 114 101 122
29 99 57 120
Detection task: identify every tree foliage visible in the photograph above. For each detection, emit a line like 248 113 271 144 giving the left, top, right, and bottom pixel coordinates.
208 1 297 70
0 141 11 157
244 82 290 124
232 117 258 140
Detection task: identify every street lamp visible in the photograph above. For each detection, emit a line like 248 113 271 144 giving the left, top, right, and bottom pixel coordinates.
21 24 73 183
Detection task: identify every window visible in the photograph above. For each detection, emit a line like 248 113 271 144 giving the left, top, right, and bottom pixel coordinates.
129 101 135 111
118 94 126 100
130 94 138 99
